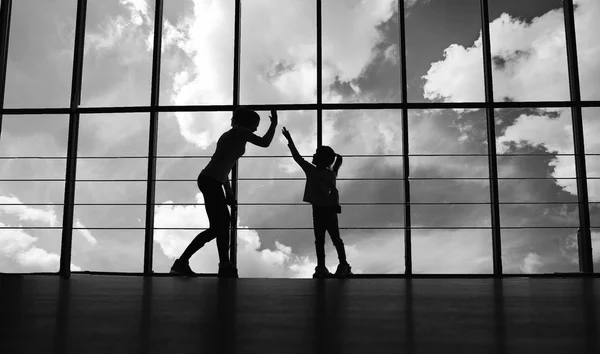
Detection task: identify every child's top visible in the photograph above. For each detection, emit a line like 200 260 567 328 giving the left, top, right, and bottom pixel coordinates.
288 144 340 207
201 127 252 184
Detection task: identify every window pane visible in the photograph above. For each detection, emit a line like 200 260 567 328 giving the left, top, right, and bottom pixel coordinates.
342 231 405 274
488 0 569 101
583 108 600 207
322 0 401 103
74 113 149 272
495 108 579 199
405 0 484 102
412 204 490 228
592 228 600 268
409 109 488 155
71 229 145 272
409 109 490 272
0 115 68 273
412 230 493 274
323 109 403 156
81 0 154 106
240 0 316 104
501 228 580 274
4 0 76 108
495 108 579 272
574 0 600 101
0 229 62 273
153 111 239 273
160 0 234 105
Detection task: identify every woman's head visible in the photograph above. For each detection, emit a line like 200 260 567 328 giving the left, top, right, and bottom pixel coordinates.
231 107 260 132
312 146 336 168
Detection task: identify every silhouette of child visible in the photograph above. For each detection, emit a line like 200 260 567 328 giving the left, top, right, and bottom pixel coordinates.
282 127 352 278
171 107 278 277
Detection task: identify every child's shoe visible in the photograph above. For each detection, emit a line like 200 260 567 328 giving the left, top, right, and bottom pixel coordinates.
313 266 332 279
218 262 239 278
335 263 352 278
170 258 196 276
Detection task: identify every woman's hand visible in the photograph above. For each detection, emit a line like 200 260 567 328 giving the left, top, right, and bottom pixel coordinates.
270 110 278 126
225 191 237 207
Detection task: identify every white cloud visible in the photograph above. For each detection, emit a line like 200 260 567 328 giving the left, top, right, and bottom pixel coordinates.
423 42 485 102
422 3 579 102
0 227 37 257
0 224 80 272
75 220 99 246
153 193 313 277
520 252 543 274
0 195 58 226
119 0 150 26
421 0 600 201
322 0 395 83
161 0 396 149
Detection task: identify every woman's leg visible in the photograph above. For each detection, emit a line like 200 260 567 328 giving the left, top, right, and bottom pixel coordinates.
180 177 230 263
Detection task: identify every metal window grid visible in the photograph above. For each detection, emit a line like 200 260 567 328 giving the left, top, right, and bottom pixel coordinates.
0 0 596 277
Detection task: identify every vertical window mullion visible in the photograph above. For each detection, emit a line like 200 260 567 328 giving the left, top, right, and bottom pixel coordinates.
399 0 411 275
563 0 593 273
230 0 242 271
60 0 87 278
316 0 322 147
479 0 502 275
143 0 164 275
0 0 13 135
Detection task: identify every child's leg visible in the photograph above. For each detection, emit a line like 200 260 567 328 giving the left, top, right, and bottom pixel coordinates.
326 210 348 265
312 206 327 267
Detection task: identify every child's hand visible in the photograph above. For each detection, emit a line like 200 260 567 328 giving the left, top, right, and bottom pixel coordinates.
270 110 278 125
281 127 292 142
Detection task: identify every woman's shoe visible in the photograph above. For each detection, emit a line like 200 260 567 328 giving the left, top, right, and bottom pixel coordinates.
170 259 196 277
218 262 239 278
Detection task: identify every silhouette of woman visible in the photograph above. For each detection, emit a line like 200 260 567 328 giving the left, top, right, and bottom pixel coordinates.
170 107 278 277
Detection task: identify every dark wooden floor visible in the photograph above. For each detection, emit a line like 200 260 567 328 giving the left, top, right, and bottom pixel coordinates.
0 275 599 354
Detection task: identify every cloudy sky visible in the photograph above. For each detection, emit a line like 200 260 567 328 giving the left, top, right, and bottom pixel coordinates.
1 0 599 276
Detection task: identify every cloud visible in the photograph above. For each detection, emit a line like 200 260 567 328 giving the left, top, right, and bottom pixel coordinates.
153 193 314 277
520 252 544 274
161 0 397 149
420 0 600 273
0 195 93 272
0 195 58 226
0 224 80 272
74 220 99 246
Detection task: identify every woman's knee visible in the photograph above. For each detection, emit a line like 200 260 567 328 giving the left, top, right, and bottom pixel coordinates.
331 236 344 247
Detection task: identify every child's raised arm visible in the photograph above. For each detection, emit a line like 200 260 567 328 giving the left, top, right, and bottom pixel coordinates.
282 127 312 171
332 154 343 174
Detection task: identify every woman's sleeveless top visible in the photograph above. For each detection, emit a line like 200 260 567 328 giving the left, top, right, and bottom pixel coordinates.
200 128 246 183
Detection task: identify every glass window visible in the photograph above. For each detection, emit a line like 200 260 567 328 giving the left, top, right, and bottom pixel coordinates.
72 113 149 272
81 0 154 107
574 0 600 101
322 0 401 103
409 109 492 273
488 0 569 102
405 0 484 102
160 0 234 106
495 108 579 273
4 0 76 108
240 0 316 104
0 115 69 272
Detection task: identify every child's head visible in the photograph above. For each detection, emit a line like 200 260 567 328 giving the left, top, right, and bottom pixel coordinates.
312 146 336 168
231 106 260 132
